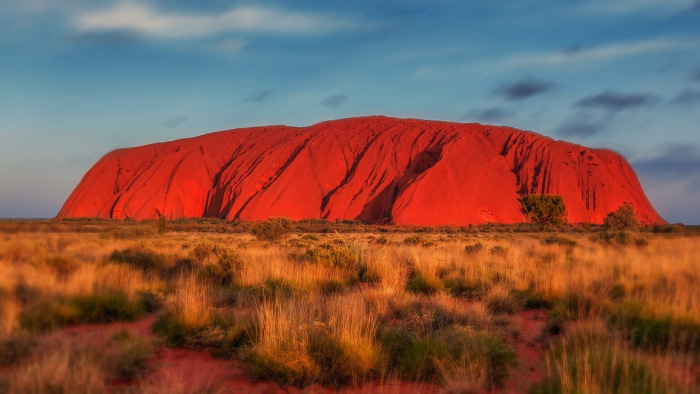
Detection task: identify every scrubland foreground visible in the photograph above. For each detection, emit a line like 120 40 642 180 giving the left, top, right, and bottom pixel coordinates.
0 219 698 393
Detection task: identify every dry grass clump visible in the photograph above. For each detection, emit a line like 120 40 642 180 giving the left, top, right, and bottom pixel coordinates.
6 343 106 394
246 293 379 387
533 321 670 394
153 275 213 345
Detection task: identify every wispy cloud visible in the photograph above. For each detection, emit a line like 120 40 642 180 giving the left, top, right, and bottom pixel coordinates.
557 112 612 137
161 115 187 128
576 91 658 111
72 3 361 39
673 89 700 104
464 107 512 122
320 94 348 108
503 38 696 68
494 78 555 100
244 90 273 103
581 0 695 15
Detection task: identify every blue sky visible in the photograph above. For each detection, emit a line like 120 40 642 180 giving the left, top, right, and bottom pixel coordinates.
1 0 699 223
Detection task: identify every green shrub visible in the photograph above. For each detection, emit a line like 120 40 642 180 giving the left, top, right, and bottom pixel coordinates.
485 289 519 315
406 272 443 295
0 333 38 366
71 291 145 323
443 277 487 298
610 301 700 351
152 312 193 346
403 236 424 245
489 245 509 258
320 279 347 295
305 246 359 271
250 218 294 241
519 194 567 228
391 328 516 387
357 264 381 283
41 254 80 277
198 253 243 286
107 330 153 380
137 291 164 313
109 246 167 272
531 326 667 394
464 243 484 254
604 203 640 231
542 235 577 247
20 300 81 333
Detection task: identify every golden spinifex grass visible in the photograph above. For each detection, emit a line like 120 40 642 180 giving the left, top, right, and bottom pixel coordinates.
0 223 698 392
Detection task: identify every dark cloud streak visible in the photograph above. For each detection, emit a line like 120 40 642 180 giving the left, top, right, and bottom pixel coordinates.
633 144 700 178
494 78 555 101
320 94 348 108
463 107 512 122
244 90 272 103
576 90 657 112
557 113 610 137
673 89 700 104
161 116 187 128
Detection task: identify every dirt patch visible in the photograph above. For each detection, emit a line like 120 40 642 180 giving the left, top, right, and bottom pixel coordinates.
483 309 548 394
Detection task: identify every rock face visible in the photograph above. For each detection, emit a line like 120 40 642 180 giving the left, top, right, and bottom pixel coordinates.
57 116 665 225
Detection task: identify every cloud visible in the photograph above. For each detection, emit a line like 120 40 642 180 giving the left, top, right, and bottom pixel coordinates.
576 90 658 111
72 3 360 39
673 89 700 104
504 38 698 68
632 144 700 178
494 78 555 101
320 94 348 108
557 113 611 137
212 38 246 53
69 29 139 46
582 0 695 15
161 115 187 128
244 90 272 103
463 107 512 122
692 68 700 81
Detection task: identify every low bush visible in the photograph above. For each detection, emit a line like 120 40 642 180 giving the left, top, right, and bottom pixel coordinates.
406 272 443 295
109 246 167 272
250 218 294 241
464 243 484 254
0 333 38 366
531 323 668 394
71 291 145 324
41 254 80 277
489 245 509 258
484 287 519 315
198 253 243 286
443 277 487 298
389 328 515 388
6 343 106 394
107 330 153 380
610 301 700 351
403 236 424 245
542 235 577 247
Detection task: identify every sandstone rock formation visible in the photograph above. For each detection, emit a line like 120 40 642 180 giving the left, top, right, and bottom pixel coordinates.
57 116 665 225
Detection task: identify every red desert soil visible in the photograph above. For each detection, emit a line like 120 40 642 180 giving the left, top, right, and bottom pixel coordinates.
10 311 548 393
57 116 664 226
32 316 440 393
483 310 548 394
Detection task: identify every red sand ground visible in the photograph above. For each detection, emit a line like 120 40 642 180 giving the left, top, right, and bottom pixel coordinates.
57 116 664 226
2 311 549 393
